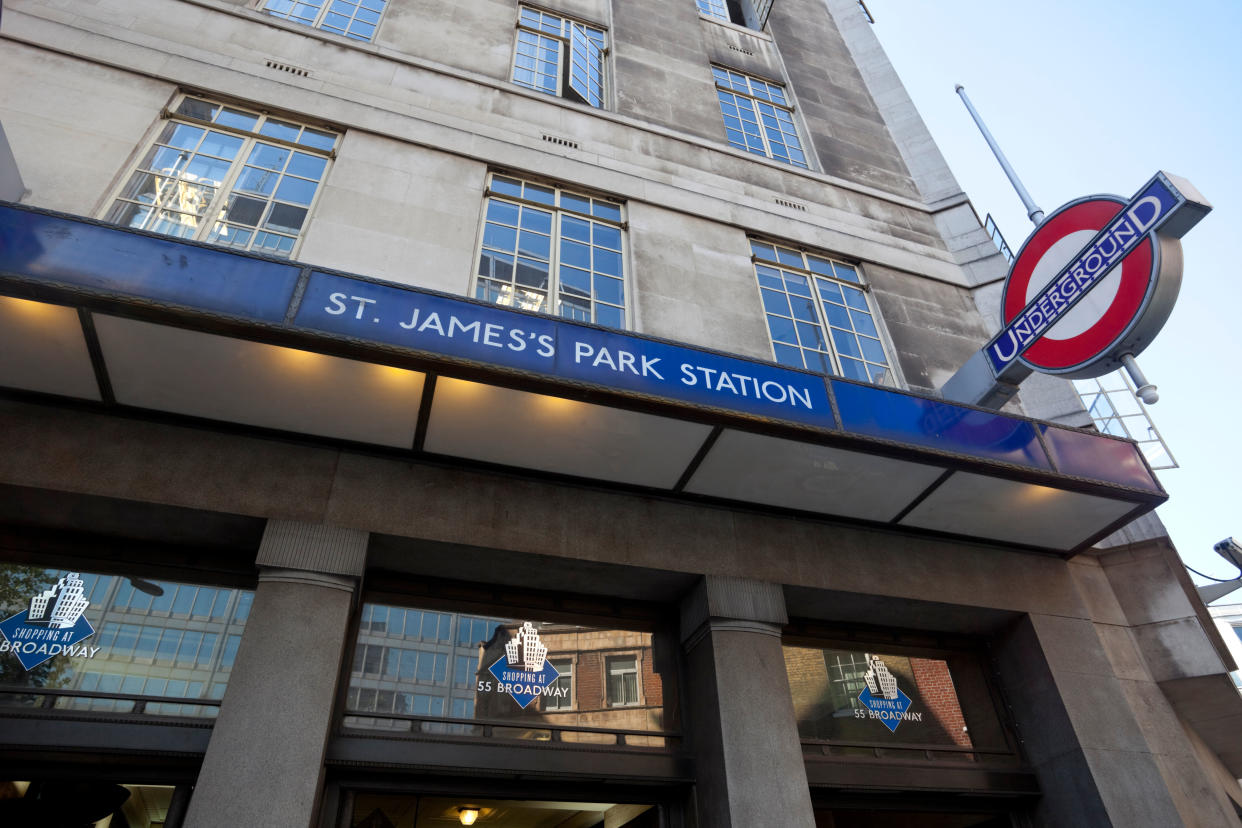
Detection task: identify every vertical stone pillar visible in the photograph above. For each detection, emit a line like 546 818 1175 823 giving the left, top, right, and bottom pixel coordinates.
184 521 368 828
994 613 1187 828
680 576 814 828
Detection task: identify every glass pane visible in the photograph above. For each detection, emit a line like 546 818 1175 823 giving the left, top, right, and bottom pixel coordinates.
0 565 252 717
265 204 308 233
298 128 337 150
559 265 591 297
561 215 590 243
486 200 520 226
517 229 551 260
247 144 292 171
515 257 549 289
594 303 624 329
490 176 523 198
346 605 667 738
175 98 218 121
594 274 623 305
259 118 302 142
524 183 555 205
235 166 279 196
215 108 259 131
560 240 591 270
561 192 591 214
274 176 318 206
520 207 553 234
784 645 983 749
286 152 327 180
225 195 267 227
592 224 621 250
197 131 244 160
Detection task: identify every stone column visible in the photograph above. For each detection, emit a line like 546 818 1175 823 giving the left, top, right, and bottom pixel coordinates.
184 521 367 828
680 576 814 828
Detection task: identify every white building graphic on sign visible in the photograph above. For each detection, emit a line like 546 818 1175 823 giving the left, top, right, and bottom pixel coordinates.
505 621 548 672
864 655 899 700
27 572 91 629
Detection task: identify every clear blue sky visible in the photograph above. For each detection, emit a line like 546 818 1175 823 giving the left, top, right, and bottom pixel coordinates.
869 0 1242 587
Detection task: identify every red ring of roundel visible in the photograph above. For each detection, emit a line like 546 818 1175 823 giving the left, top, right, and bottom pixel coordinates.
1001 198 1154 372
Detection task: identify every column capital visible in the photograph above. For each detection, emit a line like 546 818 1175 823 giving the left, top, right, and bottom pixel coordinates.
680 575 787 646
256 520 368 578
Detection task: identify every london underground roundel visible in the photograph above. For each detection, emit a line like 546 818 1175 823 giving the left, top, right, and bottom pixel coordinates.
984 172 1209 380
1003 195 1165 376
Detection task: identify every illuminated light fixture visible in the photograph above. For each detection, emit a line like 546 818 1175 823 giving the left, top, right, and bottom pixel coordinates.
458 807 480 825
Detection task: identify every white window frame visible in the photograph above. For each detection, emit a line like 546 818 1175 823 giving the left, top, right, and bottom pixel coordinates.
258 0 388 42
697 0 771 30
696 0 732 22
512 5 608 109
545 656 575 711
103 94 338 260
472 172 629 330
605 653 642 708
712 66 809 168
750 239 899 386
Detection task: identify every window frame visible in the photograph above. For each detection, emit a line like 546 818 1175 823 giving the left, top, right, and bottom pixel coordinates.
102 94 338 260
750 239 900 386
512 5 609 109
712 66 809 168
696 0 733 22
471 172 630 330
604 653 642 708
544 655 575 711
258 0 388 42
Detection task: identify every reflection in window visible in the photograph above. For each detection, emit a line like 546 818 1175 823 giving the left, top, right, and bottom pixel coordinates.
546 657 573 711
606 655 639 707
783 645 973 748
0 564 252 717
475 173 627 329
345 604 665 741
104 95 336 258
752 240 893 385
261 0 387 41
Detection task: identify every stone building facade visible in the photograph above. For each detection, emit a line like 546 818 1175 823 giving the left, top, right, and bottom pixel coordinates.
0 0 1239 826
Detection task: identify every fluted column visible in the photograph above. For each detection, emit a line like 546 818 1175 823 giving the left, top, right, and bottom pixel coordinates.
680 575 814 827
184 521 367 828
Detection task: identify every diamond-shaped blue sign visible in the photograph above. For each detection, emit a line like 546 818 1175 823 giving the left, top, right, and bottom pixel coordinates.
858 686 913 733
0 610 96 671
488 656 561 709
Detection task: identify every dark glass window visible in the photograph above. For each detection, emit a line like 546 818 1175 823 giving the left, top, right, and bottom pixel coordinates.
345 603 668 746
0 565 252 717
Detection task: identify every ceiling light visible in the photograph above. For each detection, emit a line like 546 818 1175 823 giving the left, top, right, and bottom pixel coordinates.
458 807 479 825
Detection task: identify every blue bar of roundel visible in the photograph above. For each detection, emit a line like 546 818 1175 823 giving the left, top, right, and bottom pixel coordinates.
831 380 1051 469
0 206 298 322
1039 424 1158 491
295 272 835 428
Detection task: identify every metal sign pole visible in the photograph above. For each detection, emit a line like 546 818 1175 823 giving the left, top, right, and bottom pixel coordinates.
955 85 1044 226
